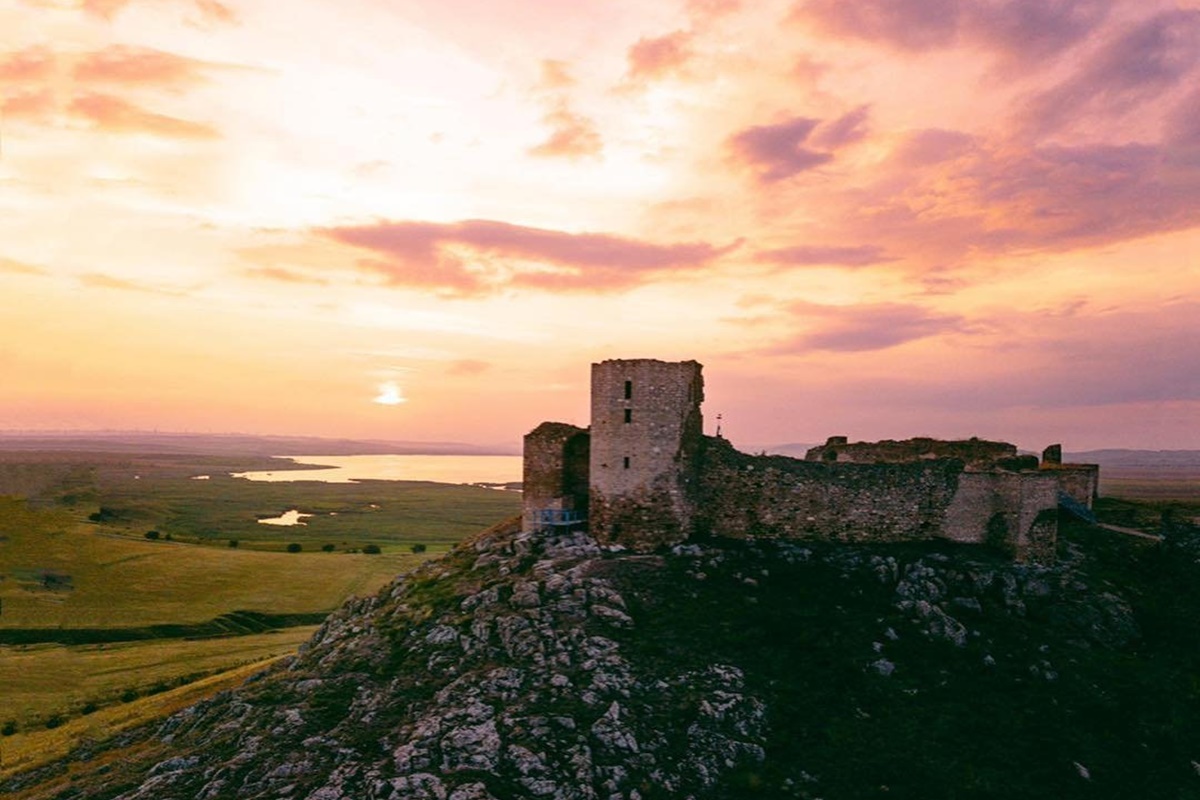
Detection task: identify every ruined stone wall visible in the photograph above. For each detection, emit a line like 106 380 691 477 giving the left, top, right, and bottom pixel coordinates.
589 359 704 550
1046 464 1099 509
805 437 1018 467
942 471 1060 562
522 422 589 532
697 437 1058 563
695 437 963 544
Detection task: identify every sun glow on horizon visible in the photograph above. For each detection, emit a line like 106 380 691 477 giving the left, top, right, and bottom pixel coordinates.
372 382 407 406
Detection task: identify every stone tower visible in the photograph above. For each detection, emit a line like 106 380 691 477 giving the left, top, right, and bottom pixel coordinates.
588 359 704 550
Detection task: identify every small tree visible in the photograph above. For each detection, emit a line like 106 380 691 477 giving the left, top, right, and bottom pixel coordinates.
321 543 336 552
144 530 160 540
410 543 427 554
362 544 381 554
286 543 302 553
228 539 239 548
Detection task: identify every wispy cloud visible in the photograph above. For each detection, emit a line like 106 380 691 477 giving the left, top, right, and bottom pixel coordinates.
322 219 739 295
79 0 237 24
794 0 1111 61
758 244 895 268
763 301 967 353
69 93 219 139
1021 9 1200 136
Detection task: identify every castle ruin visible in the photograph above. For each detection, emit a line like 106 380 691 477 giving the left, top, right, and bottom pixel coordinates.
523 359 1099 564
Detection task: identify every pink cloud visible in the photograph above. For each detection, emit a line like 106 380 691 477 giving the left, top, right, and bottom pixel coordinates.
1021 9 1200 137
323 219 737 294
761 301 967 353
796 0 960 51
758 243 895 267
810 105 871 149
794 0 1110 61
688 0 741 18
727 116 833 182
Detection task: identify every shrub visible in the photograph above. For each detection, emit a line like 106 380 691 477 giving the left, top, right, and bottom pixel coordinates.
144 530 160 540
2 720 17 736
322 543 336 553
228 539 239 548
44 715 65 729
362 544 382 555
410 543 427 554
81 701 98 715
286 543 302 553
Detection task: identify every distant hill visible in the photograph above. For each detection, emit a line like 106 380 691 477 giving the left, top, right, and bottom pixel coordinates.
0 432 520 457
1066 449 1200 468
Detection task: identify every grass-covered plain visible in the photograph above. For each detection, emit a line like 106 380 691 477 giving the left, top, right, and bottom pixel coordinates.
0 497 422 629
0 447 520 750
0 449 520 551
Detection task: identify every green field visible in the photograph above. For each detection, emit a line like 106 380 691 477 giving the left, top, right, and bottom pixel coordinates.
0 450 520 551
0 497 423 629
0 447 521 755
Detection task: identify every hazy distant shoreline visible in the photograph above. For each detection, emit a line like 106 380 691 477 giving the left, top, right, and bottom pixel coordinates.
0 432 520 458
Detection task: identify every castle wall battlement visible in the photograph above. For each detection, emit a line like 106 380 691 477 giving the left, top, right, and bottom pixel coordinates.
522 359 1096 564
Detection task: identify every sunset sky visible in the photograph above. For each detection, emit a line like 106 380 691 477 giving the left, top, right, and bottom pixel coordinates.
2 0 1198 451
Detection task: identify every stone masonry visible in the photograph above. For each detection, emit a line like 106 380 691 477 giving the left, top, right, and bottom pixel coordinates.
587 359 704 550
522 359 1099 564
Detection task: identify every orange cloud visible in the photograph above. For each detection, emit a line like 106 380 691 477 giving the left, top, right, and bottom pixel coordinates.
80 0 236 24
244 267 329 286
73 45 213 85
0 257 48 276
69 93 219 139
626 30 693 82
529 103 602 159
538 59 575 90
0 46 55 81
2 89 56 123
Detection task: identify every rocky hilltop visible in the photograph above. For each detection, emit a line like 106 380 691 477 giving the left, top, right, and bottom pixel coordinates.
8 513 1200 799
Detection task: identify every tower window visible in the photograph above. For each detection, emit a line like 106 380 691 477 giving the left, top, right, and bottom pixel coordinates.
624 408 632 423
624 380 632 399
623 456 630 469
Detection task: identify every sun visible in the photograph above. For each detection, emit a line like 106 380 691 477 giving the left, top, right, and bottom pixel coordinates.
372 381 407 406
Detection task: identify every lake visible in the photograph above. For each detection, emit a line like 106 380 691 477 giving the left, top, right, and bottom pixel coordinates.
231 454 523 486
